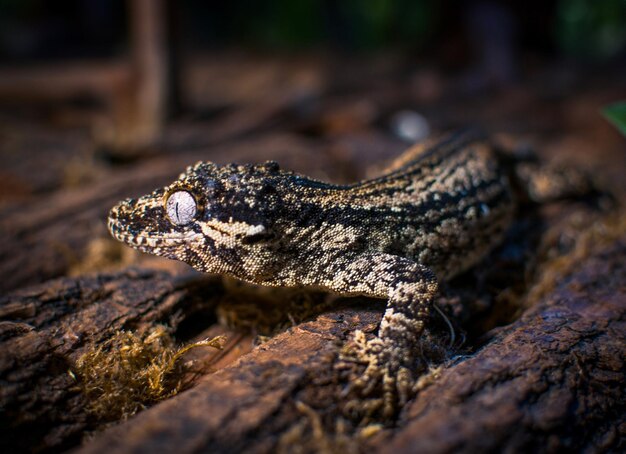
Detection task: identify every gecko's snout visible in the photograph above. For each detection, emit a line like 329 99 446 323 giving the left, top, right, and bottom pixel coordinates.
107 198 132 225
107 204 119 222
106 200 128 242
106 196 146 244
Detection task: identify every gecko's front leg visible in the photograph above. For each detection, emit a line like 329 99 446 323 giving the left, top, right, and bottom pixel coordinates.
321 253 439 418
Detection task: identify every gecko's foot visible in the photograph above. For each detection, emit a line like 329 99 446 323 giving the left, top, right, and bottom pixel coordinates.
338 330 418 420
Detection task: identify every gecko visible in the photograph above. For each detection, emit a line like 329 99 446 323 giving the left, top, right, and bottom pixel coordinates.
107 130 587 417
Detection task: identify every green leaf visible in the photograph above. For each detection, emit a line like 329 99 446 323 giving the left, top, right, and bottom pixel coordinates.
603 102 626 136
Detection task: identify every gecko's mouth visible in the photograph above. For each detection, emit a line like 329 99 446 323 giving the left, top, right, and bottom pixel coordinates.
107 217 202 250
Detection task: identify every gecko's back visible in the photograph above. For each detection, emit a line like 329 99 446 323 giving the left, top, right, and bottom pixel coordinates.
274 131 515 282
360 132 515 279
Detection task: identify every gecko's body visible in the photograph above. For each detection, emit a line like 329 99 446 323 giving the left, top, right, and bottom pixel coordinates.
108 131 516 415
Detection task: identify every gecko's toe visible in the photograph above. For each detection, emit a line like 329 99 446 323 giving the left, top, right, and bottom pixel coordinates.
338 330 416 420
381 365 412 418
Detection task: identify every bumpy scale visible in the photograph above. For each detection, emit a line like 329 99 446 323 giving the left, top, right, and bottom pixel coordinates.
108 131 515 417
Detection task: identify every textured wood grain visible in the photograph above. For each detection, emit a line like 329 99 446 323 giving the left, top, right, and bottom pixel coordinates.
0 269 226 453
70 235 625 454
374 239 626 453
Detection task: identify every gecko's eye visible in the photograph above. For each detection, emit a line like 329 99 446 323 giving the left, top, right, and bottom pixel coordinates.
166 191 197 225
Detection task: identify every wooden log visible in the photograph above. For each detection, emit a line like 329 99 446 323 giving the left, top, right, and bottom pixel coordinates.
0 1 173 151
0 220 623 453
0 62 129 101
71 303 378 454
70 234 625 454
114 0 170 150
373 239 626 453
0 269 228 453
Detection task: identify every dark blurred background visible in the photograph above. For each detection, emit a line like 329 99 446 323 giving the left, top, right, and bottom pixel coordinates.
2 0 626 61
0 0 624 151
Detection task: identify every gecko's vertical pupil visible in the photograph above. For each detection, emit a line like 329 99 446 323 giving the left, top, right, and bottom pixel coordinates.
166 191 196 225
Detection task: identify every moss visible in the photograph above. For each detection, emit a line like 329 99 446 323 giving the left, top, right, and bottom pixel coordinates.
277 402 359 454
68 237 139 276
216 277 335 336
71 325 224 423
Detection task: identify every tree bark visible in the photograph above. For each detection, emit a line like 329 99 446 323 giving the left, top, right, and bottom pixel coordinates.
374 239 626 453
74 237 626 454
1 233 618 454
0 269 228 453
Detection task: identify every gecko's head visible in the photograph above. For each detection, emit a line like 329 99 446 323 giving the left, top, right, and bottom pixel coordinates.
108 160 285 276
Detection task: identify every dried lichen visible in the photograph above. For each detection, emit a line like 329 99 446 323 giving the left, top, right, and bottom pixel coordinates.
216 276 335 336
277 402 359 454
71 325 224 422
68 237 139 276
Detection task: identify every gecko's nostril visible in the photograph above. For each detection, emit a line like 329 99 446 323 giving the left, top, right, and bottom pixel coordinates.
108 206 119 220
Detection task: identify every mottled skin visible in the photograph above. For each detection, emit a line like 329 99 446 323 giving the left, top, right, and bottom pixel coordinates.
108 131 515 416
